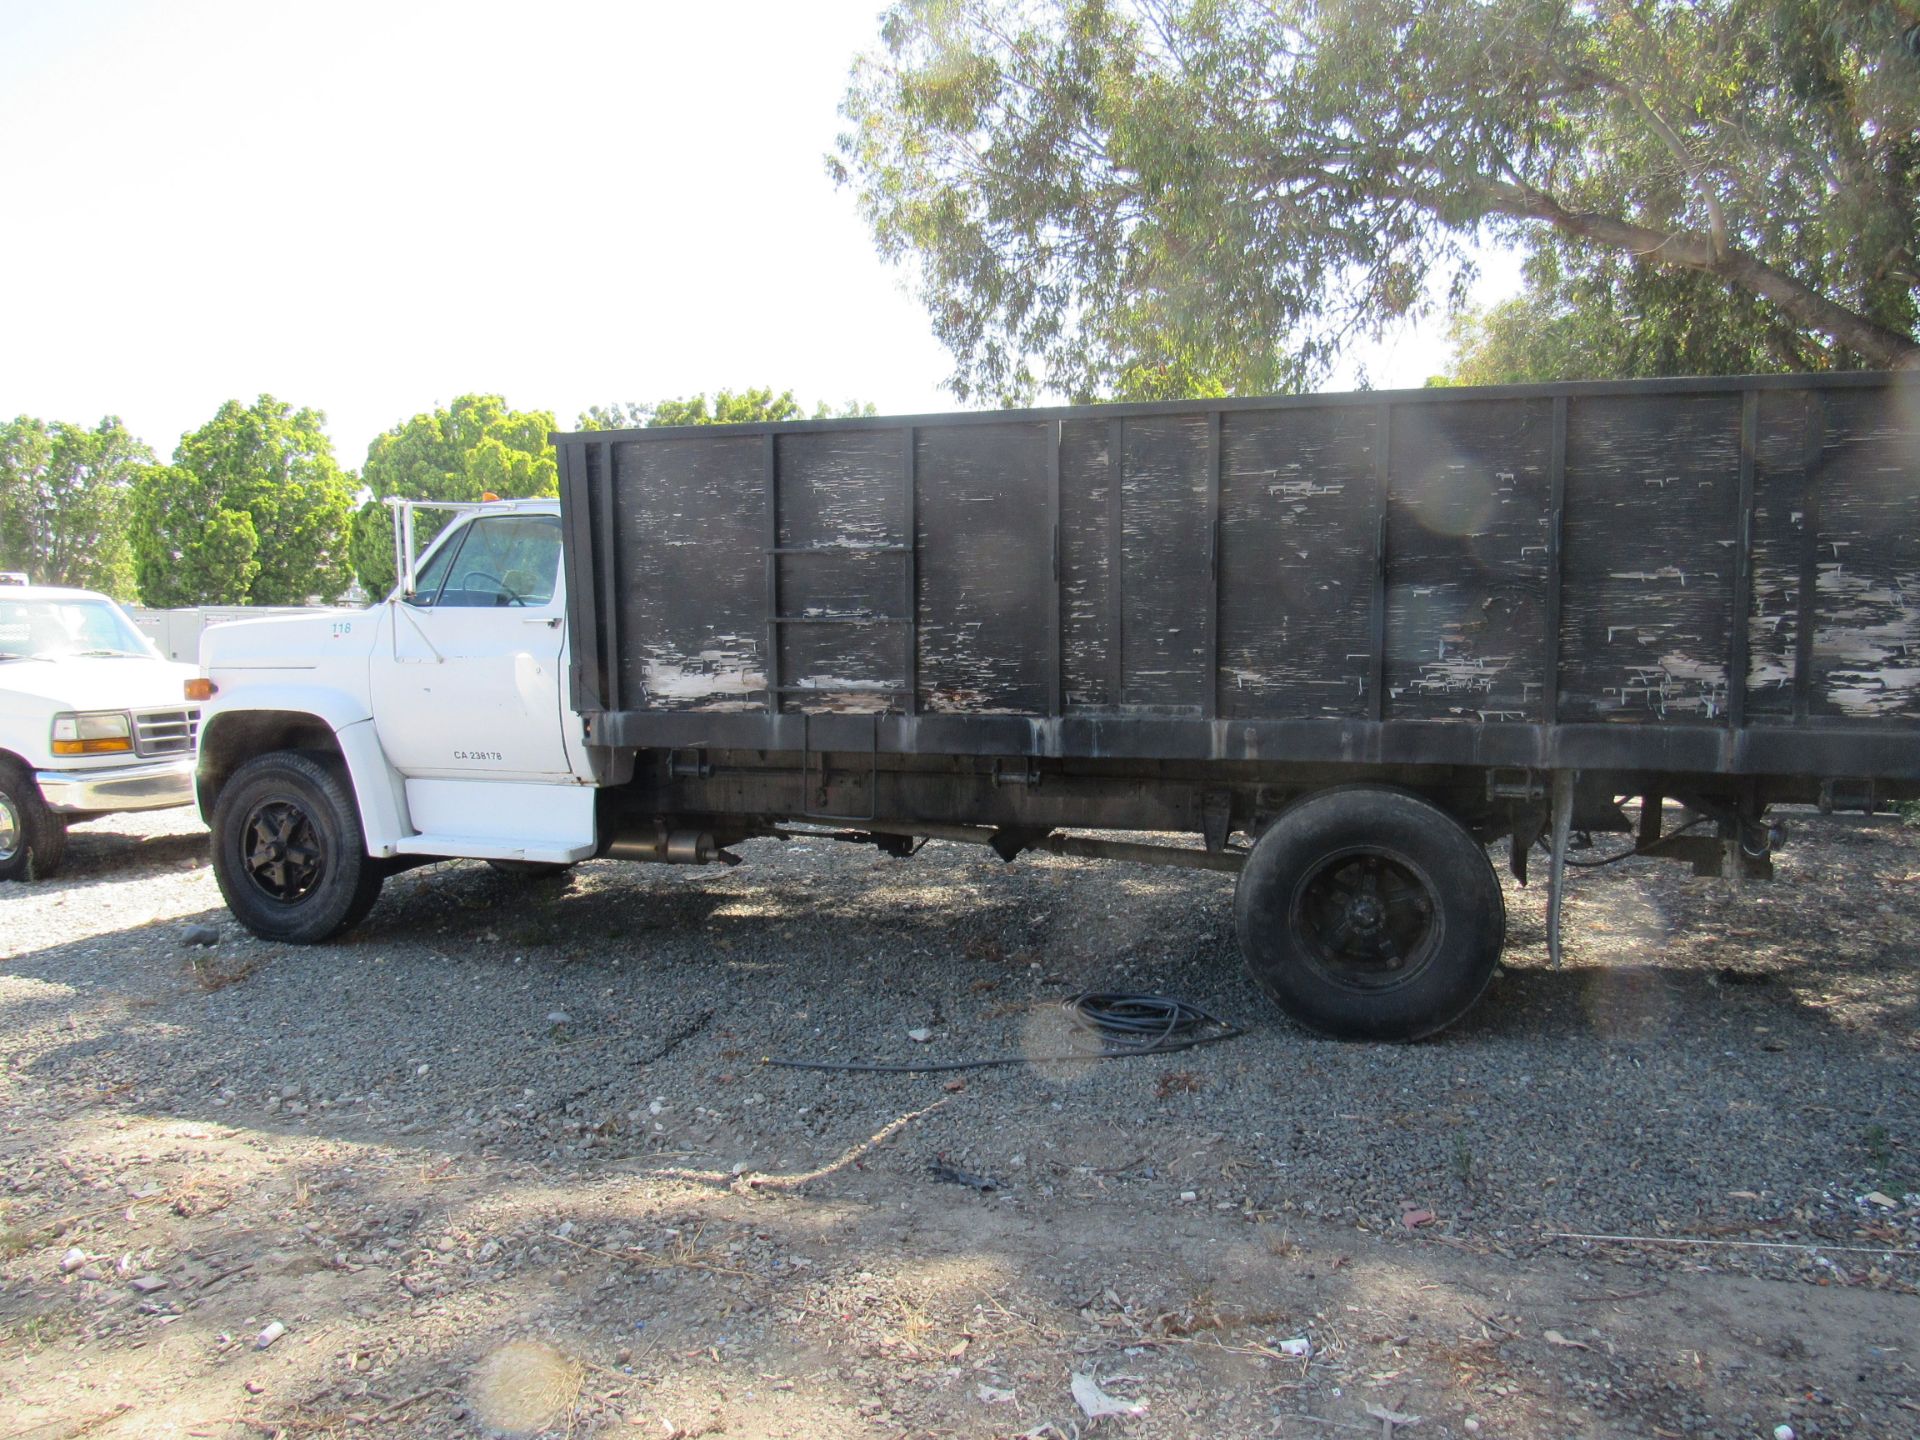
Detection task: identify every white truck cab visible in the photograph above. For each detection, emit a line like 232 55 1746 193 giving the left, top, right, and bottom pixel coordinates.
194 498 597 939
0 585 200 880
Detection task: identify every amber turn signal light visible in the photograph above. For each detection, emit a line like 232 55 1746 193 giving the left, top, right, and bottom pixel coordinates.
51 737 134 755
185 678 217 701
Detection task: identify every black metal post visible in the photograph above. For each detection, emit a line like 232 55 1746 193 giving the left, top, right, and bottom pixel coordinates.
1544 397 1568 726
1729 390 1757 728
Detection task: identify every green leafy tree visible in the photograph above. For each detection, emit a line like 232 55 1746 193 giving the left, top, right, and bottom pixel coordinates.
128 466 261 607
348 506 398 600
131 396 353 607
577 388 877 430
575 401 656 431
836 0 1920 404
352 394 559 596
1436 244 1834 385
0 416 150 597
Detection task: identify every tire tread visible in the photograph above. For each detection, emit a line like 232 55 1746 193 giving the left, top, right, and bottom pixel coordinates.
0 759 66 882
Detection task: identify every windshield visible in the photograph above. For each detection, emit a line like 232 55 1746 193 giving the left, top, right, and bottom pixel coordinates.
0 597 158 661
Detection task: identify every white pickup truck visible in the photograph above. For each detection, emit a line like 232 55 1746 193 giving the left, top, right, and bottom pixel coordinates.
1 585 201 880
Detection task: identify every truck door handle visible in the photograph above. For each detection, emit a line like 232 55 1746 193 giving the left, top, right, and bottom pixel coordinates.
523 616 561 628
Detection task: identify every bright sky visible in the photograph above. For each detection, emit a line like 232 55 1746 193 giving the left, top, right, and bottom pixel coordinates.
0 0 1517 471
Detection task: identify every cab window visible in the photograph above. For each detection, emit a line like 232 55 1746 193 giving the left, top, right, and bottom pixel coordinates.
409 526 461 605
411 515 562 609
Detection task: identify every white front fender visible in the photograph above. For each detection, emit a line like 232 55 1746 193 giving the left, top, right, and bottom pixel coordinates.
333 718 409 855
198 685 411 857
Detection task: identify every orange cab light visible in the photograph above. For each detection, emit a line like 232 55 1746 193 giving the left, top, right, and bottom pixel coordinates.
185 677 217 701
481 491 501 502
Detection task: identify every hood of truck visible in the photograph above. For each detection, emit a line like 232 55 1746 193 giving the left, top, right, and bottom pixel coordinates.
199 609 364 668
1 654 198 713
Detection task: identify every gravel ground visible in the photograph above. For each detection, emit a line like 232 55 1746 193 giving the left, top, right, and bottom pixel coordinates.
1 804 1917 1439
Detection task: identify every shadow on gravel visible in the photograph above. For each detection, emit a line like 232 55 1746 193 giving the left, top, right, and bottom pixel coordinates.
45 821 209 884
7 830 1917 1154
4 839 1915 1213
1471 959 1920 1046
6 829 1920 1437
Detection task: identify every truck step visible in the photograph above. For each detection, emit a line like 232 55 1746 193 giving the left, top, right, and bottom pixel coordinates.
393 834 595 864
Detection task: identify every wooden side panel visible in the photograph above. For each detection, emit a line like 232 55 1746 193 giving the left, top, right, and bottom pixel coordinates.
614 435 767 711
1558 394 1742 722
1744 390 1811 720
1219 406 1378 719
586 376 1920 747
1119 416 1212 710
779 549 902 616
1809 386 1920 719
775 431 903 549
1385 400 1552 722
1059 420 1115 708
778 624 905 713
915 421 1052 714
771 430 909 713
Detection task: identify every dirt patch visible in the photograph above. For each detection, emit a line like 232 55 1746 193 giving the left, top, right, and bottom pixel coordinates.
1 806 1917 1437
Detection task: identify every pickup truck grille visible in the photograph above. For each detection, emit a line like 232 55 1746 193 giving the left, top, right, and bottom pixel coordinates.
133 706 201 757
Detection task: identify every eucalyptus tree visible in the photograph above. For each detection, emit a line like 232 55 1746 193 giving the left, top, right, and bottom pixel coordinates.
837 0 1920 401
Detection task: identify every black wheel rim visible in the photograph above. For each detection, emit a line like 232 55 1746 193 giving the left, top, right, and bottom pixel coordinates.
241 798 325 903
1289 846 1440 990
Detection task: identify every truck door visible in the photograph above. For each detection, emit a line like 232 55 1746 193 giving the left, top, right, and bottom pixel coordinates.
369 512 573 778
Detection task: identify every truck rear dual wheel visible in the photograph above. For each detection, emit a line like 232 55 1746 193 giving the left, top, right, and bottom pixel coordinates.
1235 787 1504 1041
210 752 385 943
0 760 67 882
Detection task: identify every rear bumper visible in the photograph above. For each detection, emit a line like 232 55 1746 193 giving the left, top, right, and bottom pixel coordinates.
34 758 197 814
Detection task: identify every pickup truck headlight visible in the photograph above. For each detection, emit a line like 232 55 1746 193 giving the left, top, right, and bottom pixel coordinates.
51 711 134 756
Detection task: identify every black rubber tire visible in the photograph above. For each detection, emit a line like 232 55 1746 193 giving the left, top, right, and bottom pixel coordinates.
0 760 67 882
32 811 68 879
1234 786 1505 1041
210 751 384 942
485 859 575 878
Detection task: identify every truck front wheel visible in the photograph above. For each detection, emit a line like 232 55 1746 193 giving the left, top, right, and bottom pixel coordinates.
211 752 384 942
0 760 67 882
1235 787 1504 1041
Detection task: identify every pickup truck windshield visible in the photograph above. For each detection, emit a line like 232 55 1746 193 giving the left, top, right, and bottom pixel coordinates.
0 597 156 661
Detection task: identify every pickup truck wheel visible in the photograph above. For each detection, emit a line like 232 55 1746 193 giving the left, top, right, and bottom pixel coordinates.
211 752 384 942
0 761 66 882
1235 787 1504 1041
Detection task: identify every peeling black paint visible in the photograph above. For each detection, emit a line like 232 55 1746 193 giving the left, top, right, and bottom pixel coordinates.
1386 400 1552 722
1218 405 1378 719
561 373 1920 782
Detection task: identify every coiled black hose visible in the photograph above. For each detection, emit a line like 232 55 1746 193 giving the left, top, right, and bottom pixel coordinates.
763 991 1244 1074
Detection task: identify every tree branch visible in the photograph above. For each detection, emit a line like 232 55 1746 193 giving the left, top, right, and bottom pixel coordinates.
1611 83 1729 257
1593 0 1731 256
1481 182 1920 370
